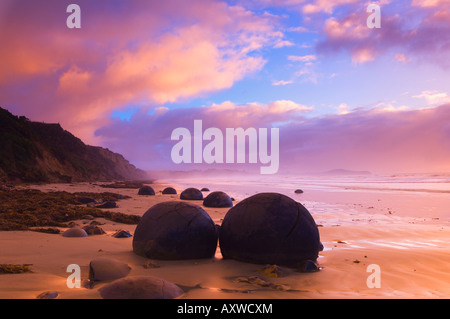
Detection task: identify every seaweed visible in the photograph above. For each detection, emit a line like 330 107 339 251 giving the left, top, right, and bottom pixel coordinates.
0 189 140 231
0 264 32 274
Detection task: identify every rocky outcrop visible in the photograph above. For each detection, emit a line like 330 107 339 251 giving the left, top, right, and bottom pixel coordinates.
0 107 147 183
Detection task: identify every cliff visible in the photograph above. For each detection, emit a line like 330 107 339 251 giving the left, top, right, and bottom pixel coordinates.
0 107 148 183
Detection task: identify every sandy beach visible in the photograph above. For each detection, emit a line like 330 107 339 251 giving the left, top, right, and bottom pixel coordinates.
0 179 449 299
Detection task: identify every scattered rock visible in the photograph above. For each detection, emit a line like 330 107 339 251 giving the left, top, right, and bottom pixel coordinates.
203 191 233 208
138 186 155 196
112 229 132 238
133 201 218 260
219 193 321 268
83 225 106 236
98 276 184 299
78 197 96 204
62 227 88 238
294 189 304 194
180 188 203 200
162 187 177 195
89 257 131 281
36 291 59 299
82 214 94 220
297 260 320 273
96 201 117 209
200 188 210 192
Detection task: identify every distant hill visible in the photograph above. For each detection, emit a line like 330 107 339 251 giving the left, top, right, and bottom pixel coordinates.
0 107 148 183
321 169 372 176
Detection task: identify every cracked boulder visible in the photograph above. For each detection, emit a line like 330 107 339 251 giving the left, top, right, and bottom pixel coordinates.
218 193 321 268
132 201 218 260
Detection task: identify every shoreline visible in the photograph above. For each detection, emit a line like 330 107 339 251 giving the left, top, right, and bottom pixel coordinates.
0 180 449 299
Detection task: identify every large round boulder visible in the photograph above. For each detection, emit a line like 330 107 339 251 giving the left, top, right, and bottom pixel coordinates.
218 193 321 268
180 188 203 200
138 186 155 196
98 276 184 299
162 187 177 195
203 191 233 208
133 201 218 260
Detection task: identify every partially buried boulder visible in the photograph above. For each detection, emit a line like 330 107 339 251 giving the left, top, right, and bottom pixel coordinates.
98 276 184 299
203 191 233 208
62 227 88 238
133 201 217 260
83 225 106 235
89 257 131 281
138 186 155 196
180 188 203 200
162 187 177 195
219 193 321 268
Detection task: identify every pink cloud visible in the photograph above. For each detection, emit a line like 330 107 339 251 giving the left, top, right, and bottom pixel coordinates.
0 0 284 144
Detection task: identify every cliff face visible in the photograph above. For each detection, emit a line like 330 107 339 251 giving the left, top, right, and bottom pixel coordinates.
0 107 147 183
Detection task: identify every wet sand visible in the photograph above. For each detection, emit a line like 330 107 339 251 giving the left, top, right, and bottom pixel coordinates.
0 181 449 299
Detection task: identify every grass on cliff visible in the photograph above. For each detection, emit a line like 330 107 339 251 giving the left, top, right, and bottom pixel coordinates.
0 189 140 231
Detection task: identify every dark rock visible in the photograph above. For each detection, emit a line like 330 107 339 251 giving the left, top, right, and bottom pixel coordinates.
36 291 59 299
294 189 304 194
112 229 132 238
62 227 88 238
162 187 177 195
219 193 321 268
180 188 203 200
297 260 320 273
96 201 117 209
78 197 96 204
138 186 155 196
200 188 210 192
203 191 233 208
98 276 184 299
83 225 106 235
89 257 131 281
133 201 217 260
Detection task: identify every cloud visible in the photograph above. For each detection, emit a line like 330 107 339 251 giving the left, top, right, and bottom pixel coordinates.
96 100 450 174
413 90 450 106
272 80 294 86
288 55 317 62
0 0 284 144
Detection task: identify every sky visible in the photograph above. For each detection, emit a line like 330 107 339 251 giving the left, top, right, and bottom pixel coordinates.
1 0 450 175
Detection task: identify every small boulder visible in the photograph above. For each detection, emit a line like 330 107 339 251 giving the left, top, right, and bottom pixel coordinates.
62 227 88 238
98 276 184 299
180 188 203 200
112 229 132 238
36 291 59 299
89 257 131 281
138 186 155 196
200 188 210 192
83 225 106 236
294 189 304 194
133 201 217 260
162 187 177 195
203 191 233 208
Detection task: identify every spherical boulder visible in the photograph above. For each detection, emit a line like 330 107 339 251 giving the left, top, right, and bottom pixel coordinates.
62 227 88 238
98 276 184 299
138 186 155 196
89 257 131 281
219 193 321 268
203 191 233 208
133 201 217 260
180 188 203 200
162 187 177 195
